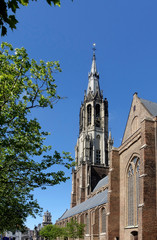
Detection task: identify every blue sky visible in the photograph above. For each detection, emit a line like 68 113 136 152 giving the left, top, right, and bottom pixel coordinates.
2 0 157 229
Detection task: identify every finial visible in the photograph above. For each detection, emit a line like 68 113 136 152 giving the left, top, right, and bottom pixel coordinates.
92 43 96 54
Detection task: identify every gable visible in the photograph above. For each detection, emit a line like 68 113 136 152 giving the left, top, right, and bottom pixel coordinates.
122 93 155 144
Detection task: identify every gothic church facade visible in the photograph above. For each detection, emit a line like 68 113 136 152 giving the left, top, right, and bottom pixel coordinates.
56 50 157 240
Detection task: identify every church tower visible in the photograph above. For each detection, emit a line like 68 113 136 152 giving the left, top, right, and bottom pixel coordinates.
71 45 109 207
42 210 52 226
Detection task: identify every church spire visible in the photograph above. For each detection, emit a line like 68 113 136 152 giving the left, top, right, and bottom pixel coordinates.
90 43 97 74
87 43 100 96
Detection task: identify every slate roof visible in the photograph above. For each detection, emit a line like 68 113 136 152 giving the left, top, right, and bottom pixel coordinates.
57 189 108 221
93 176 108 193
140 98 157 117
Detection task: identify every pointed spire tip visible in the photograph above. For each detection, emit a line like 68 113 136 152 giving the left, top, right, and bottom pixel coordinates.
92 43 96 53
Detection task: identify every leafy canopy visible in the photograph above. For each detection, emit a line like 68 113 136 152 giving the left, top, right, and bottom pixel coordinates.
40 224 65 240
0 0 62 36
39 219 85 240
0 42 73 232
65 218 85 239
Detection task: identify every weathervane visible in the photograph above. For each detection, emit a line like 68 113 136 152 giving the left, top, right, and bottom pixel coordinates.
92 43 96 54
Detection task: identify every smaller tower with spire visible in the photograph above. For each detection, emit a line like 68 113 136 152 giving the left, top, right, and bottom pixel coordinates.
42 210 52 226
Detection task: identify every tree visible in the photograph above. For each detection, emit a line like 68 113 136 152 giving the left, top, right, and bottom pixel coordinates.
39 224 65 240
0 42 73 232
0 0 73 36
39 219 85 240
65 218 85 240
0 0 59 36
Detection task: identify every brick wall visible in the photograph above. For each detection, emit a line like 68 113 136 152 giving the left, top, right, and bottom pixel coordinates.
140 118 157 240
108 149 120 240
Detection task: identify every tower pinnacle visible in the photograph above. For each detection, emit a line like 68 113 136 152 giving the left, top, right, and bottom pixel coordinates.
90 43 97 74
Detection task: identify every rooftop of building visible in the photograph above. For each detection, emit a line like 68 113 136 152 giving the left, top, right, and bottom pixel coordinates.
93 175 108 192
57 175 108 221
140 97 157 117
57 189 108 221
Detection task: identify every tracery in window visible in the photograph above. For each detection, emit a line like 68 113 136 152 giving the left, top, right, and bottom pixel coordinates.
127 157 140 226
96 150 101 164
87 104 92 126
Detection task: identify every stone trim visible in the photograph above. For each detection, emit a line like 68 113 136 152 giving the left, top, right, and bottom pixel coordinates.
125 225 138 229
139 174 147 178
140 144 148 149
119 131 141 154
138 203 144 208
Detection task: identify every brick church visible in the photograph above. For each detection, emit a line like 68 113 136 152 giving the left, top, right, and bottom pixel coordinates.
56 48 157 240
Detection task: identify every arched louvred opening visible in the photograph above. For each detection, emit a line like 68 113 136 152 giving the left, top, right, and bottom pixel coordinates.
87 104 92 126
96 104 100 117
101 208 106 233
95 104 100 127
127 157 140 227
79 108 83 133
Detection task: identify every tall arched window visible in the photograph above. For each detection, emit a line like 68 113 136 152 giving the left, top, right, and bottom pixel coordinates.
136 159 140 223
127 157 140 226
91 211 95 225
128 164 134 226
87 104 92 126
101 208 106 233
77 178 79 201
85 213 89 234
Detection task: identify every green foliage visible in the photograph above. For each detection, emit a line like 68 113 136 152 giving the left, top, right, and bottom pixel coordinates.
65 218 85 239
39 224 65 240
39 219 85 240
0 42 74 232
0 0 62 36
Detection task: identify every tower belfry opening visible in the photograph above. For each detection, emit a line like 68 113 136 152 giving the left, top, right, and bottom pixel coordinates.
71 45 109 207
